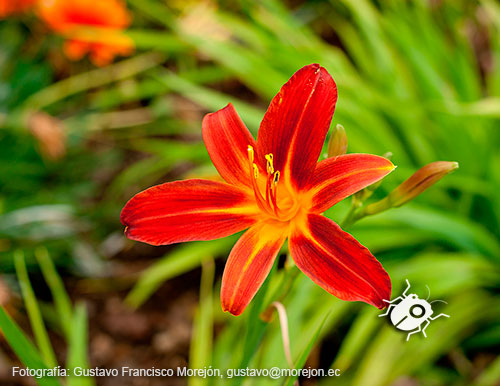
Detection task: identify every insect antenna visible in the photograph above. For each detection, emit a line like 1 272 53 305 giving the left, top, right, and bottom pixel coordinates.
430 300 448 305
425 285 431 300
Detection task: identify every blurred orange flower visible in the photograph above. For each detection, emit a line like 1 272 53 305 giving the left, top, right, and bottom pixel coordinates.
0 0 36 18
38 0 134 66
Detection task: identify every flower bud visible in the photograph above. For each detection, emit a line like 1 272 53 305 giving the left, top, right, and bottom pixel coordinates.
327 124 347 157
364 161 458 215
389 161 458 207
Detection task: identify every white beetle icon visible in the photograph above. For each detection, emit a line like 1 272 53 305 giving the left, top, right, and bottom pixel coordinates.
379 279 450 341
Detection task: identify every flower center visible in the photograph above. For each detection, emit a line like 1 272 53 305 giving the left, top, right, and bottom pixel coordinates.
247 145 298 221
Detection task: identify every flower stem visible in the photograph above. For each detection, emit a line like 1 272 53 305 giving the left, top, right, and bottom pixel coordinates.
340 204 361 229
340 195 366 229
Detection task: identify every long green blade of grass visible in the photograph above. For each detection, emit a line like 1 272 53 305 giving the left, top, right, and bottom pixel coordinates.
0 307 62 386
21 52 165 111
283 311 330 386
230 260 280 386
35 247 73 340
189 259 215 386
67 303 95 386
14 251 58 369
473 355 500 386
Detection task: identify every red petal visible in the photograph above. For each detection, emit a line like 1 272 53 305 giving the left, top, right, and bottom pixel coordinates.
221 220 288 316
202 103 259 188
257 64 337 191
121 179 259 246
289 213 391 308
307 154 395 213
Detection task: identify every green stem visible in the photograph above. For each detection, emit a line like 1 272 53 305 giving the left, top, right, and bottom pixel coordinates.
260 264 300 321
362 197 392 216
341 203 362 229
272 265 300 305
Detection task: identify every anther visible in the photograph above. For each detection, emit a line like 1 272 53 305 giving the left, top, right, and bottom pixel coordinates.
265 154 274 175
247 145 254 163
273 171 280 185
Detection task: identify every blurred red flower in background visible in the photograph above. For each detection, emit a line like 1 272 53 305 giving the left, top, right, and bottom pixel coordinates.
38 0 134 66
0 0 36 18
121 64 395 316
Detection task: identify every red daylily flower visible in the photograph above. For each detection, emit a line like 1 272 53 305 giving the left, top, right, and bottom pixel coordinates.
38 0 133 66
121 64 395 316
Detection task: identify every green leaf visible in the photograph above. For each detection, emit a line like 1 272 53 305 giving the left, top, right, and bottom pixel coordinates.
473 355 500 386
22 52 165 111
360 206 500 260
126 30 187 53
14 251 58 369
0 307 62 386
67 303 95 386
35 247 73 339
189 259 215 386
153 71 264 131
283 311 330 386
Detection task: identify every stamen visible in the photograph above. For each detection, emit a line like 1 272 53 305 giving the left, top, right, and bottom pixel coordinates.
252 164 259 179
246 145 273 215
245 146 289 219
266 176 271 203
273 171 280 185
265 154 274 175
270 182 279 215
251 170 272 215
268 171 281 216
247 145 254 163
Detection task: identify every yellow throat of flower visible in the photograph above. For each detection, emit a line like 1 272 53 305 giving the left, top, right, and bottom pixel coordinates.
247 145 299 222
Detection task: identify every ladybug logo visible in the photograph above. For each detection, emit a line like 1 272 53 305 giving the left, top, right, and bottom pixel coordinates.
379 279 450 341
